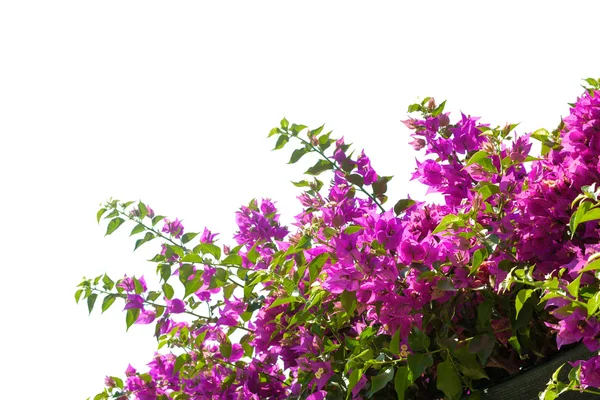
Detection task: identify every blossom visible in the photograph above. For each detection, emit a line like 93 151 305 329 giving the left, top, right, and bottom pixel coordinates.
162 218 184 239
570 356 600 389
166 298 185 314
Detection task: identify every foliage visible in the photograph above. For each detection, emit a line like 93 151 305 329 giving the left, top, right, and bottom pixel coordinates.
78 78 600 399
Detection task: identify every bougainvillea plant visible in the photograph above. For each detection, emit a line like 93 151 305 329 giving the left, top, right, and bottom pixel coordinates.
78 78 600 400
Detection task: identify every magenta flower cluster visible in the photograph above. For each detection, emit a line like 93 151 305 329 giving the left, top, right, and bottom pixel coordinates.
81 86 600 400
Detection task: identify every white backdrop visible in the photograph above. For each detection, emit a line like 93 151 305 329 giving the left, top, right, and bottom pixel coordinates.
1 1 599 398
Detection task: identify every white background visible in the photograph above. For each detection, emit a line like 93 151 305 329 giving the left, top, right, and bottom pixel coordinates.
1 1 599 398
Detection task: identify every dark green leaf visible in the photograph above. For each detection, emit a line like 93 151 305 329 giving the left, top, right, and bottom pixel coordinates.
151 215 165 226
394 199 416 215
454 346 489 380
340 290 357 315
181 232 199 244
87 293 98 314
174 353 190 374
436 361 462 400
408 326 430 351
289 148 308 164
468 333 495 364
305 159 333 176
389 330 400 354
394 366 412 400
346 174 364 187
368 366 394 397
134 232 155 251
516 289 533 318
407 353 433 382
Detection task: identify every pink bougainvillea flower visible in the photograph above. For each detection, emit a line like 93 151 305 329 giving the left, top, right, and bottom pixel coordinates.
162 218 184 239
570 356 600 389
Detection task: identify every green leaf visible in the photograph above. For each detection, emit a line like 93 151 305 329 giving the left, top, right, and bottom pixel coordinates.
268 296 301 309
407 353 433 382
389 330 400 354
466 150 489 166
346 369 364 400
305 159 333 176
280 117 289 130
220 341 232 359
181 232 199 244
344 225 364 235
197 243 221 260
580 207 600 224
570 201 592 238
468 333 495 364
516 289 533 318
587 291 600 317
101 294 116 313
137 201 148 219
454 346 489 380
407 103 421 113
394 199 416 215
87 293 98 314
96 208 106 224
290 123 307 135
432 100 446 117
476 182 500 202
174 353 190 374
125 308 139 330
134 232 155 251
566 274 582 299
181 254 204 263
151 215 165 226
273 134 289 150
580 258 600 274
105 218 125 236
308 253 328 283
162 283 174 300
184 275 204 298
340 290 357 315
408 326 430 351
102 274 114 290
289 148 308 164
368 366 394 397
75 289 83 303
394 366 412 400
223 254 243 266
436 360 462 400
130 223 145 236
346 174 364 187
470 248 487 275
432 214 463 234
